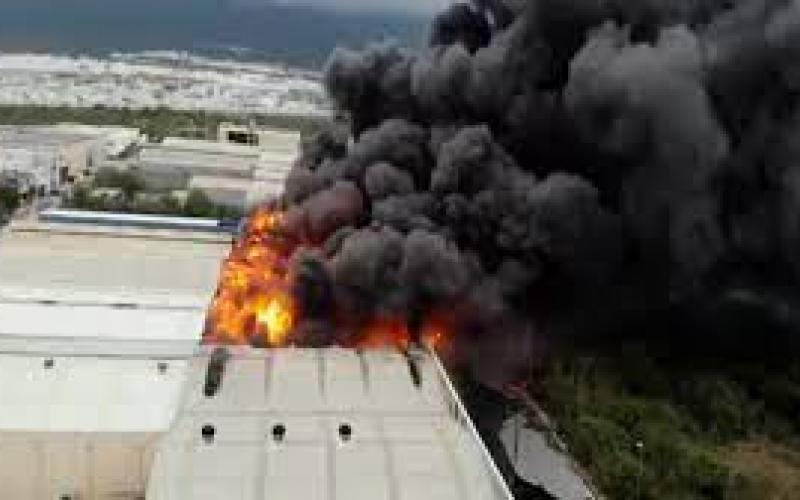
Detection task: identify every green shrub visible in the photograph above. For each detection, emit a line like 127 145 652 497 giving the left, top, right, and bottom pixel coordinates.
535 351 800 500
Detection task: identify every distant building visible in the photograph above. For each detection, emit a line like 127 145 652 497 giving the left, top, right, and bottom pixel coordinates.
137 138 261 191
137 131 298 209
0 143 65 195
0 125 141 195
218 122 301 155
48 123 142 158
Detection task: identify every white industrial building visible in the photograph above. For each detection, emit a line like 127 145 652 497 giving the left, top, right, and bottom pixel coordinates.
136 128 298 209
0 125 141 195
0 211 596 499
0 209 515 500
0 216 512 500
0 346 514 500
46 123 142 158
0 216 231 302
137 138 262 191
218 122 301 154
0 143 66 194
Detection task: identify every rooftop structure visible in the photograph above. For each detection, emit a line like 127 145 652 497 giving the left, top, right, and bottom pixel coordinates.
218 122 301 155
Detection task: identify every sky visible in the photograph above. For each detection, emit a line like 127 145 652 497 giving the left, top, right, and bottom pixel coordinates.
0 0 434 67
269 0 451 15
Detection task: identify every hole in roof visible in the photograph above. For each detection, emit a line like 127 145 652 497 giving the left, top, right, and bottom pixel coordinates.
339 423 353 442
201 424 216 444
271 423 286 443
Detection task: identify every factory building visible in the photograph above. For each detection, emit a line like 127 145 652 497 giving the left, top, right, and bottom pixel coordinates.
0 125 141 195
137 138 261 191
0 215 231 353
136 127 298 209
218 122 301 155
0 212 513 500
46 123 142 158
0 215 231 301
0 345 514 500
0 143 66 195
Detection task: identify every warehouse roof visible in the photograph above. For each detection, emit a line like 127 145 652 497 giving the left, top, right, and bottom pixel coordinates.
0 353 189 432
189 175 253 192
148 348 513 500
0 296 205 343
0 346 512 499
0 221 230 298
158 137 262 157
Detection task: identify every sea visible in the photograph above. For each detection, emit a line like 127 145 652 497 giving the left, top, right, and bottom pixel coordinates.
0 0 431 69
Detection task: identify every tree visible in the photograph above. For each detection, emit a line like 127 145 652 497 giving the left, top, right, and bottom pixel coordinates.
92 168 145 199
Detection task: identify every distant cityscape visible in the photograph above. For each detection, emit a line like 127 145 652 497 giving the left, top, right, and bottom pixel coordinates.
0 51 329 116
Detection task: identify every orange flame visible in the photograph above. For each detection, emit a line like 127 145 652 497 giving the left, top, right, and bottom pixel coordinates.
350 314 450 350
205 206 297 346
205 205 455 350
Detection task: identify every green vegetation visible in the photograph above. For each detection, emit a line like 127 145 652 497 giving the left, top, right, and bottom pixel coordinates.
66 168 243 219
0 105 326 142
182 189 243 219
535 346 800 500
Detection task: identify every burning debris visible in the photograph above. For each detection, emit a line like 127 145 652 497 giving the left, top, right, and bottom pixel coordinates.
206 0 800 378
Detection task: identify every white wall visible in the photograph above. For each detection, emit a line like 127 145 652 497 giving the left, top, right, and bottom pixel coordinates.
0 147 61 192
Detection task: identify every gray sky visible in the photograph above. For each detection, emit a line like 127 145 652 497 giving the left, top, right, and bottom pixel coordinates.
271 0 451 15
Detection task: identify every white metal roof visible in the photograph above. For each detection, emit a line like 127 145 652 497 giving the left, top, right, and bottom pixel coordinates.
148 348 513 500
0 354 189 433
39 209 223 231
158 137 262 157
0 299 205 342
0 222 230 299
189 175 253 192
0 347 512 500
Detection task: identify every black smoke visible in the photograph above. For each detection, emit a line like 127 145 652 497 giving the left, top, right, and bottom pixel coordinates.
277 0 800 376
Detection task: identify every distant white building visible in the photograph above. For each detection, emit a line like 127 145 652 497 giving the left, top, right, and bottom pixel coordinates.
218 122 301 155
0 125 141 194
48 123 142 158
0 144 65 194
138 130 299 208
138 138 260 191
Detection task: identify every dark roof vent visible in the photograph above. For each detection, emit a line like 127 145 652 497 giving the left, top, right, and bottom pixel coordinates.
201 424 216 444
204 347 230 398
272 423 286 443
339 423 353 442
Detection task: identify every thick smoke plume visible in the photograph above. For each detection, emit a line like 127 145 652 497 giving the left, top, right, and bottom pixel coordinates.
270 0 800 380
